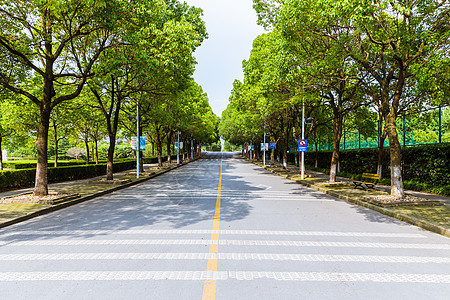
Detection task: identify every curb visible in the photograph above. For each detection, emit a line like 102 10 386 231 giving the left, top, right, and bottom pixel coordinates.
0 159 199 230
251 160 450 238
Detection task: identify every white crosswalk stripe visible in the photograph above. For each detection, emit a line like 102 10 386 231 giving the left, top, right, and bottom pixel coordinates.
0 229 426 238
1 239 446 249
0 271 448 283
0 252 448 263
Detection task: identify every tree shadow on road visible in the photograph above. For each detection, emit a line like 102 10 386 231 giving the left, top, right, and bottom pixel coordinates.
0 153 261 241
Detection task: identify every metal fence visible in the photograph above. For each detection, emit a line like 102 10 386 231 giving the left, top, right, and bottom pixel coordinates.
310 105 450 151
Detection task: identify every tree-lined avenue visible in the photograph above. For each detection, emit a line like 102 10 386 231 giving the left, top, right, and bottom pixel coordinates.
0 153 448 299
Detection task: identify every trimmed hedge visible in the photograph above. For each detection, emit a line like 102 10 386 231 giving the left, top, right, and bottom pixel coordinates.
3 160 86 170
3 159 137 170
0 159 136 190
143 155 177 164
294 143 450 196
0 155 180 190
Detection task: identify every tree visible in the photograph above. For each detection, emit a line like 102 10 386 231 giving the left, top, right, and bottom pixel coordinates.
66 147 86 160
91 0 206 175
48 103 73 167
277 0 368 182
339 0 450 197
0 0 123 195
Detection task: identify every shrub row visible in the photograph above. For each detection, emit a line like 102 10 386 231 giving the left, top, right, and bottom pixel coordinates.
143 155 177 164
0 159 136 190
0 155 181 190
3 156 176 170
3 160 86 169
3 158 136 170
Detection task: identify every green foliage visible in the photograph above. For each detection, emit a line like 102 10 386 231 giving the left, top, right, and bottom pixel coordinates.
302 143 450 195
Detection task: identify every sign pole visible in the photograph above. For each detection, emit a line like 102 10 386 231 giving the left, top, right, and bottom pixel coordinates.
263 123 266 166
301 100 305 180
177 131 180 165
136 94 140 179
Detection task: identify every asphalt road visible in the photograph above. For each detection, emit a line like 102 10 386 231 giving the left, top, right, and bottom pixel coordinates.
0 152 449 299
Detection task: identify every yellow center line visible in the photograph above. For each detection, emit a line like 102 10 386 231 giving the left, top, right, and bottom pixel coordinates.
202 160 223 300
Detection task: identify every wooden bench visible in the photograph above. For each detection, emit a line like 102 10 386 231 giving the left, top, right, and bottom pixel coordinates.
353 173 380 190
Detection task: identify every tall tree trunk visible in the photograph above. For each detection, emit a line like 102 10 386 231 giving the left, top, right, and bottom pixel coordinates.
53 124 58 168
157 141 163 167
385 111 404 197
84 137 90 165
167 131 172 164
106 134 115 180
54 139 58 167
329 113 343 183
282 134 288 169
34 104 51 196
271 148 274 166
155 127 163 167
139 150 144 173
383 66 406 198
34 9 53 196
0 135 3 170
95 139 99 164
377 113 387 178
91 143 94 164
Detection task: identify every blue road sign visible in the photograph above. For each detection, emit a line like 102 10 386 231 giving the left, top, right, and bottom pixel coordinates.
298 139 307 152
269 143 277 150
139 137 146 151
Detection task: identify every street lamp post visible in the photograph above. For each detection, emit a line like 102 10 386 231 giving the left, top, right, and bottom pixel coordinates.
177 131 180 165
301 100 305 180
136 96 140 179
263 122 266 166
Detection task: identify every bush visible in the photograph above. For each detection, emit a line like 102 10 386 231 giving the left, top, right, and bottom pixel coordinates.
0 155 180 190
302 143 450 196
0 160 137 190
0 169 36 189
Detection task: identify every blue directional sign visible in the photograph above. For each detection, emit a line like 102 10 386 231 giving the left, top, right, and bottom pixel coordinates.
269 143 277 150
131 136 146 151
139 137 146 151
298 139 307 152
174 142 179 150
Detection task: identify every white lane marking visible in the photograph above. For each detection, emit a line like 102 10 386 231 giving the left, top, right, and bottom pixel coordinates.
111 190 312 195
0 230 426 238
0 253 447 264
231 198 334 202
0 271 448 283
228 272 450 283
0 240 446 249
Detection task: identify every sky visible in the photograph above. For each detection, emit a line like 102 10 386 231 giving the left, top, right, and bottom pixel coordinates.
184 0 266 117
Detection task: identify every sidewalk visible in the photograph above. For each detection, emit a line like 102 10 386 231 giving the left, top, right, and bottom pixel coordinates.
250 159 450 237
0 160 193 229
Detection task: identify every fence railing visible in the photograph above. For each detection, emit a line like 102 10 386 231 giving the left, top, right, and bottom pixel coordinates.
308 105 449 151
